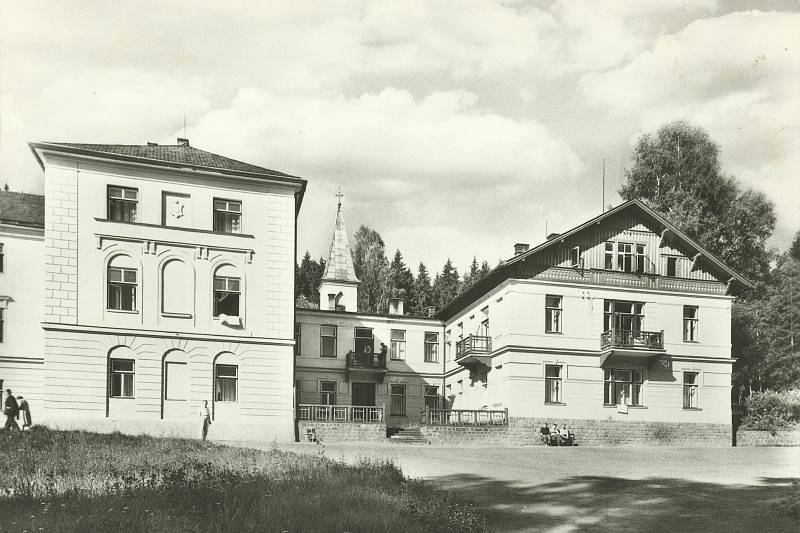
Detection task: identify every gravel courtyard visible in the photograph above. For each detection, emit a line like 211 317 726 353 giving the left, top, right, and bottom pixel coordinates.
235 441 799 532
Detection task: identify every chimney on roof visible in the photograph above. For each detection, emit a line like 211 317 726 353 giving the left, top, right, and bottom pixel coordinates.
426 306 436 318
514 243 530 256
147 142 158 146
177 138 190 146
388 298 405 316
547 233 561 241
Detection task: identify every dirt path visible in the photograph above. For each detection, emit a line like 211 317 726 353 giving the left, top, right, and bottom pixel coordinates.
231 441 800 532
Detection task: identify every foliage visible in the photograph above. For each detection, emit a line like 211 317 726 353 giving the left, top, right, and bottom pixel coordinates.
295 294 319 309
741 389 800 433
410 263 433 317
619 120 776 283
352 225 390 313
386 249 414 306
295 251 325 304
0 428 484 532
432 258 461 311
461 256 492 292
790 230 800 262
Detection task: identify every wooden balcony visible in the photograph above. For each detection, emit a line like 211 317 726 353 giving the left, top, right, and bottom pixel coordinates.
297 403 384 423
421 407 508 426
345 350 387 383
455 335 492 368
527 266 727 295
599 329 665 365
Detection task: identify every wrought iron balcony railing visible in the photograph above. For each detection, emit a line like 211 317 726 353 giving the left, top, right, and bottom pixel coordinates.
600 329 664 351
346 351 387 371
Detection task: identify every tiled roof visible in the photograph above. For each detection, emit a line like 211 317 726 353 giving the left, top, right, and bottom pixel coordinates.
33 141 299 180
0 191 45 228
321 205 360 284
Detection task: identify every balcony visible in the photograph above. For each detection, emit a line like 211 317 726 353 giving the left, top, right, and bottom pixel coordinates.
345 350 387 383
599 329 665 365
455 335 492 368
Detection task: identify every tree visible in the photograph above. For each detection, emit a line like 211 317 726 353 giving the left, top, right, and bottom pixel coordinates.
758 252 800 389
410 263 433 317
432 258 461 310
462 257 480 290
387 249 414 306
790 230 800 262
352 225 389 313
620 120 776 283
295 251 325 304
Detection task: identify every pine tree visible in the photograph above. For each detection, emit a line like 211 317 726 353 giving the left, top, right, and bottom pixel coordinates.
410 263 433 317
296 251 324 304
462 256 480 290
432 258 460 310
352 225 390 313
387 249 414 305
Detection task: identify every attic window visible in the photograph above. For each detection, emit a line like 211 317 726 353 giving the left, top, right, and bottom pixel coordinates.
667 257 677 277
569 246 580 267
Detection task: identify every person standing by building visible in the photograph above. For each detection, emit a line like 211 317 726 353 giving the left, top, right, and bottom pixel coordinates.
3 389 20 431
17 396 32 430
199 400 211 441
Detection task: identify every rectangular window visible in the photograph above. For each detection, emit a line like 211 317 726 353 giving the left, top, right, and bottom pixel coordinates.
107 186 138 222
213 276 240 317
107 266 137 311
445 330 451 362
545 364 562 403
110 359 134 398
424 332 440 362
213 199 242 234
354 327 373 356
604 300 644 332
0 309 4 343
0 243 4 272
683 306 699 342
683 372 699 408
545 295 562 333
294 323 301 357
604 242 614 270
390 329 406 360
617 243 634 272
320 325 337 357
215 364 238 402
569 246 580 267
424 385 440 409
390 384 406 416
667 257 677 277
604 369 643 406
635 244 646 274
320 380 337 405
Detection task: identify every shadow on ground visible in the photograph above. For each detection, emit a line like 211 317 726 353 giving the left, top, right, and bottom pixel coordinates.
433 474 799 532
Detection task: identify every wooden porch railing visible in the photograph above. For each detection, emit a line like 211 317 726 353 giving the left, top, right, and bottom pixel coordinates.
297 404 384 423
421 406 508 426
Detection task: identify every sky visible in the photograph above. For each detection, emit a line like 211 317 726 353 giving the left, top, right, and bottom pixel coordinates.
2 1 798 274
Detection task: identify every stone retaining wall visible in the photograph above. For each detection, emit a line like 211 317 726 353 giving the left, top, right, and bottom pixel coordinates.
419 425 509 446
736 427 800 447
508 418 731 446
298 421 386 442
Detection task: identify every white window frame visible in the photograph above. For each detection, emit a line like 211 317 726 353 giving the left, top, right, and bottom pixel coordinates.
683 306 699 342
424 385 440 409
545 295 562 333
215 364 238 402
213 198 242 234
213 275 241 318
354 327 373 356
107 265 138 312
320 325 337 358
320 380 337 405
544 364 563 404
424 332 439 363
107 185 138 222
390 329 406 360
294 323 301 357
390 383 406 416
604 242 614 270
569 246 580 267
683 371 700 409
604 369 643 406
635 244 647 274
109 358 135 398
666 256 678 277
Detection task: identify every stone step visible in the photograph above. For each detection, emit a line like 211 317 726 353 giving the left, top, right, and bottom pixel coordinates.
388 428 427 444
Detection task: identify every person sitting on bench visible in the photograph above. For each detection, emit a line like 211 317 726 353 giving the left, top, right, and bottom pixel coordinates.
539 423 550 445
559 424 571 446
550 424 562 446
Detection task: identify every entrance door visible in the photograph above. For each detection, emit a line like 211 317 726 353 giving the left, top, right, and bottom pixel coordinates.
351 382 376 406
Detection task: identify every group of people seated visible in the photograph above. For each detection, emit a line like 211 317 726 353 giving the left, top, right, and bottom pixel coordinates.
539 423 576 446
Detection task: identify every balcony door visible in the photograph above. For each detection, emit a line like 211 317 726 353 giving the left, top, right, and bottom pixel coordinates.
604 300 644 332
351 382 376 406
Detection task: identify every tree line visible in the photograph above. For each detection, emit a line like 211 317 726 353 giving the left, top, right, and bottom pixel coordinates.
295 227 493 316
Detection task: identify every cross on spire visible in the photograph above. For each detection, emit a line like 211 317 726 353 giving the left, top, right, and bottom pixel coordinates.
335 186 344 211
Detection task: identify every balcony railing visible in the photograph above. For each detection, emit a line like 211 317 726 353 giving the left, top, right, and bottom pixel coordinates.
297 404 384 423
455 335 492 360
421 407 508 426
600 329 664 351
346 351 387 370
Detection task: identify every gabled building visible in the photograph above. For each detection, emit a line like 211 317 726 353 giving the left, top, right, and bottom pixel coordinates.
436 199 749 442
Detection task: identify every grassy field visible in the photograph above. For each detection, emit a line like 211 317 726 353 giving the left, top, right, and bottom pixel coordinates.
0 428 485 532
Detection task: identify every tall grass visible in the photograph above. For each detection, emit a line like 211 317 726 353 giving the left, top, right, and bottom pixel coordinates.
0 427 484 532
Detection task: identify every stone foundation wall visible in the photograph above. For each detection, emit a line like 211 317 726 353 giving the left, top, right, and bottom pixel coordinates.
736 427 800 447
420 425 509 446
298 421 386 442
508 417 731 446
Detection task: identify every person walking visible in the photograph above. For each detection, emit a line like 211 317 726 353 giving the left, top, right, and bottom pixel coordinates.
199 400 211 441
18 396 32 430
3 389 20 431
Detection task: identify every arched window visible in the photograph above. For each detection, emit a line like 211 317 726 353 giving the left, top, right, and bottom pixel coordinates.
213 264 240 318
107 255 137 311
162 259 193 315
108 346 136 398
214 352 238 403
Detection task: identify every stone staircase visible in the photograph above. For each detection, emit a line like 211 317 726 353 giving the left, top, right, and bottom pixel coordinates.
387 427 428 445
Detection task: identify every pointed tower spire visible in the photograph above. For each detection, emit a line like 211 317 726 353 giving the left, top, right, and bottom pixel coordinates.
319 188 360 311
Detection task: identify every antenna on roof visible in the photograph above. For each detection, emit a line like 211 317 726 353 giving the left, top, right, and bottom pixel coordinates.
183 113 187 139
